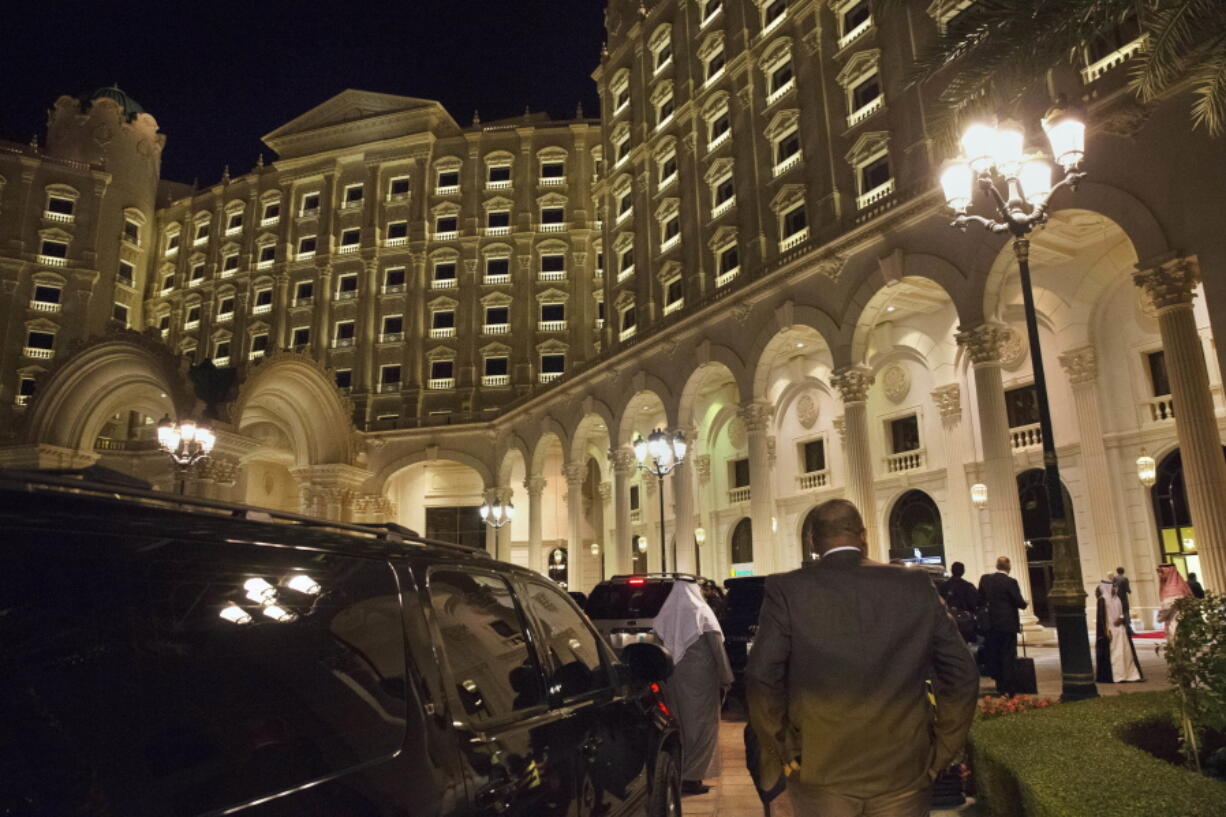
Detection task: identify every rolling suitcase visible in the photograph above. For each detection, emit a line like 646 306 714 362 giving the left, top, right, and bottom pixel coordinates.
1013 630 1038 695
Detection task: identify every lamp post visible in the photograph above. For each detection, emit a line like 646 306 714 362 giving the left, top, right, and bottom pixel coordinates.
939 104 1097 702
694 526 707 576
156 415 215 494
633 428 688 573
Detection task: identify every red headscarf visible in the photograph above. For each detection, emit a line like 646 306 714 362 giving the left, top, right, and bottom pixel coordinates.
1158 564 1194 600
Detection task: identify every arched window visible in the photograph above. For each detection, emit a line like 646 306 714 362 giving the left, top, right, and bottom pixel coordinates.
1017 469 1077 626
1151 448 1226 579
731 517 754 566
887 489 944 563
632 534 648 573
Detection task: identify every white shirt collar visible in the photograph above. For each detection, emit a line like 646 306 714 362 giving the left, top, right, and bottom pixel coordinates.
995 569 1010 575
822 546 862 557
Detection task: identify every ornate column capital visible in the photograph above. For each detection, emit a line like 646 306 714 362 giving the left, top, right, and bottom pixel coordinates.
930 383 962 421
694 453 711 482
609 446 637 475
563 462 585 485
495 484 514 503
524 475 548 496
955 323 1008 365
737 401 774 432
1059 346 1098 385
831 367 874 404
1133 256 1200 312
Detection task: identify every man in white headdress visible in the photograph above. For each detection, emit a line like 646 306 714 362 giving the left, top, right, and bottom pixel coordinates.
1094 575 1143 683
653 579 733 795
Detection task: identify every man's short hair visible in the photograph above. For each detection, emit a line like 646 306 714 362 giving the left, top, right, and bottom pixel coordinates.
950 561 965 578
1116 566 1126 575
802 499 865 554
996 556 1012 572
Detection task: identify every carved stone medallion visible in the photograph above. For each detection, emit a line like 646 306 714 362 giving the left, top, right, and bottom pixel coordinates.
727 416 747 450
1000 327 1028 371
881 365 910 404
796 393 819 429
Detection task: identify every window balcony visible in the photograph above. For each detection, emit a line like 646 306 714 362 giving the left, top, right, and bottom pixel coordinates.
619 325 637 341
655 113 674 132
538 270 566 282
483 323 510 334
334 337 355 348
766 77 796 107
704 66 725 88
781 227 809 252
192 235 209 247
164 245 179 258
1010 423 1043 450
428 377 456 390
711 197 735 219
660 234 680 253
42 210 73 223
38 254 68 267
729 486 751 503
386 192 410 203
664 298 684 315
432 277 458 289
701 5 722 29
336 289 359 301
213 356 230 367
539 371 563 384
856 178 895 210
257 257 275 270
189 276 204 288
383 283 406 294
630 508 642 523
885 449 925 473
249 349 265 360
299 207 320 219
708 129 731 152
253 303 272 315
184 319 200 331
716 267 739 287
773 152 802 178
486 179 512 191
435 184 460 196
761 10 787 38
429 327 456 339
537 222 568 233
338 243 360 254
838 16 873 50
614 98 630 117
539 176 565 187
847 95 884 127
483 225 511 237
23 346 54 360
483 374 510 387
160 285 175 296
225 224 242 236
538 320 566 332
260 215 280 227
340 199 364 211
618 266 635 282
379 331 404 343
160 327 170 340
1146 395 1176 423
384 236 408 247
216 312 233 323
295 296 314 308
30 300 61 313
219 267 237 279
797 470 829 490
596 317 605 329
432 230 459 241
15 394 30 406
654 56 673 76
483 273 511 285
594 267 604 279
297 249 316 261
1082 35 1146 84
658 172 678 193
615 153 630 170
616 208 633 225
379 381 401 393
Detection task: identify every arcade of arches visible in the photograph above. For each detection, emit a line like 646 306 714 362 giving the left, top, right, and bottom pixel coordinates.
7 202 1226 636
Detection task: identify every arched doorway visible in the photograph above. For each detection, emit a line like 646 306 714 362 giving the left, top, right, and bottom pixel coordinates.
547 547 569 588
1150 448 1226 579
632 534 648 574
888 490 945 564
730 517 754 575
1017 469 1077 626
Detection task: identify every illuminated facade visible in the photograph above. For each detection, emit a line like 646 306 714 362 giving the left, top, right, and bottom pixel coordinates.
3 2 1226 628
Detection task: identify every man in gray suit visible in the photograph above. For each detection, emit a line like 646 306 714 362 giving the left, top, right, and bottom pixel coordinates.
746 499 979 817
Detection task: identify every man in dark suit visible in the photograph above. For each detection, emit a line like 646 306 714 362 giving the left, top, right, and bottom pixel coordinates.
940 561 980 643
1115 566 1132 625
977 556 1029 697
746 499 978 817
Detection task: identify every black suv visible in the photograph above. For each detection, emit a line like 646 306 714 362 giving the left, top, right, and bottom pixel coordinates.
720 576 767 700
0 469 680 817
584 574 724 654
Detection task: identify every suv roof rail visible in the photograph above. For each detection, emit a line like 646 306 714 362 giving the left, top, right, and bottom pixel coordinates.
607 572 698 582
0 468 487 557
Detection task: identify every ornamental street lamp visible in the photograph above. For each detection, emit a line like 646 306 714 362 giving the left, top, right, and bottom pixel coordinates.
479 498 514 529
940 103 1098 702
156 415 215 494
633 428 688 573
694 526 707 575
1136 450 1157 487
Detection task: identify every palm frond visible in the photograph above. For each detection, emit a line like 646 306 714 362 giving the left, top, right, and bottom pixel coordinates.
1187 41 1226 135
1130 0 1214 100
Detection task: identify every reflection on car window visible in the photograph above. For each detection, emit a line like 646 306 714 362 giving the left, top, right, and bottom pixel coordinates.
585 582 673 619
524 580 609 698
0 531 407 817
428 570 545 724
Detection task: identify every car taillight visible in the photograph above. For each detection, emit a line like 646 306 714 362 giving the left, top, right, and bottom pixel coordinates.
628 578 646 585
650 683 670 715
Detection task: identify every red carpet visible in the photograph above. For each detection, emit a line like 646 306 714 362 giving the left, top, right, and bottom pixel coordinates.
1132 630 1165 639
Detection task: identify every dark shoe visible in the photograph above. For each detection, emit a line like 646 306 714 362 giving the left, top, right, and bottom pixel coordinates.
681 780 710 795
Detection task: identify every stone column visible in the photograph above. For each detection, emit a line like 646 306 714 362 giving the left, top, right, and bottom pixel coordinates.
1134 257 1226 590
598 481 613 581
361 260 379 390
482 486 498 554
694 454 715 577
956 324 1038 611
525 475 546 570
1058 346 1125 582
739 401 777 575
273 272 290 349
610 446 637 575
932 383 980 578
564 462 585 590
672 458 697 574
495 485 513 562
831 368 879 558
314 264 333 356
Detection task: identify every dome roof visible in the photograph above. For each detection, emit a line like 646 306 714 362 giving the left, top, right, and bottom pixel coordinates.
90 85 146 120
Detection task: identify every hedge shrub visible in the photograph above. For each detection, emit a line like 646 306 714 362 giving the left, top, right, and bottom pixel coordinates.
970 691 1226 817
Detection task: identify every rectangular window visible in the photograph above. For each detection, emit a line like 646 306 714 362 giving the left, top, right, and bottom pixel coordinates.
487 210 511 229
123 220 140 244
630 485 640 510
706 49 726 80
655 42 673 71
802 439 826 473
621 304 637 330
488 164 512 183
776 129 801 164
1004 385 1041 428
190 263 206 282
40 240 68 259
618 191 633 215
112 302 129 326
185 305 202 324
387 221 408 240
262 201 280 221
665 278 683 305
540 207 564 224
436 170 460 190
662 215 680 242
732 458 751 488
291 327 311 347
435 215 458 234
430 360 454 380
344 184 364 204
890 415 920 453
485 356 509 376
158 314 171 331
620 248 635 271
259 244 276 263
27 330 55 350
227 211 243 231
195 222 210 242
715 176 735 206
341 228 361 246
541 303 566 322
335 369 352 389
771 61 794 94
165 233 180 252
434 262 457 281
485 306 509 325
541 354 565 373
298 235 317 255
214 340 231 360
541 161 565 179
842 0 870 33
616 136 632 162
255 288 273 307
295 281 314 302
385 267 406 289
335 321 355 341
218 297 235 317
251 333 269 353
222 253 239 272
486 257 510 277
301 192 321 213
162 273 175 291
615 87 631 111
389 177 410 197
381 364 401 385
660 155 678 184
1147 351 1171 397
719 245 739 275
541 254 565 273
382 315 404 335
783 204 806 236
46 196 74 215
33 284 62 304
861 154 891 191
710 110 731 142
433 309 456 329
117 261 135 286
852 73 881 110
657 95 674 125
337 273 359 295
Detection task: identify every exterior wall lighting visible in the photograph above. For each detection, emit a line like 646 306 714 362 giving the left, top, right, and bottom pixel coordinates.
1137 450 1157 487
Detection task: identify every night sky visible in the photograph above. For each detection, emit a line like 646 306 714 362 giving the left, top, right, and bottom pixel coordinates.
2 1 605 184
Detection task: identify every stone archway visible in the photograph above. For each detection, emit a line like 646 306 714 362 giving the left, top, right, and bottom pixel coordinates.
887 489 945 564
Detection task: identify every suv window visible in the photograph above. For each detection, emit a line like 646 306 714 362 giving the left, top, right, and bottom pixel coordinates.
585 581 674 620
723 578 765 620
522 579 609 699
0 529 407 816
427 569 546 724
